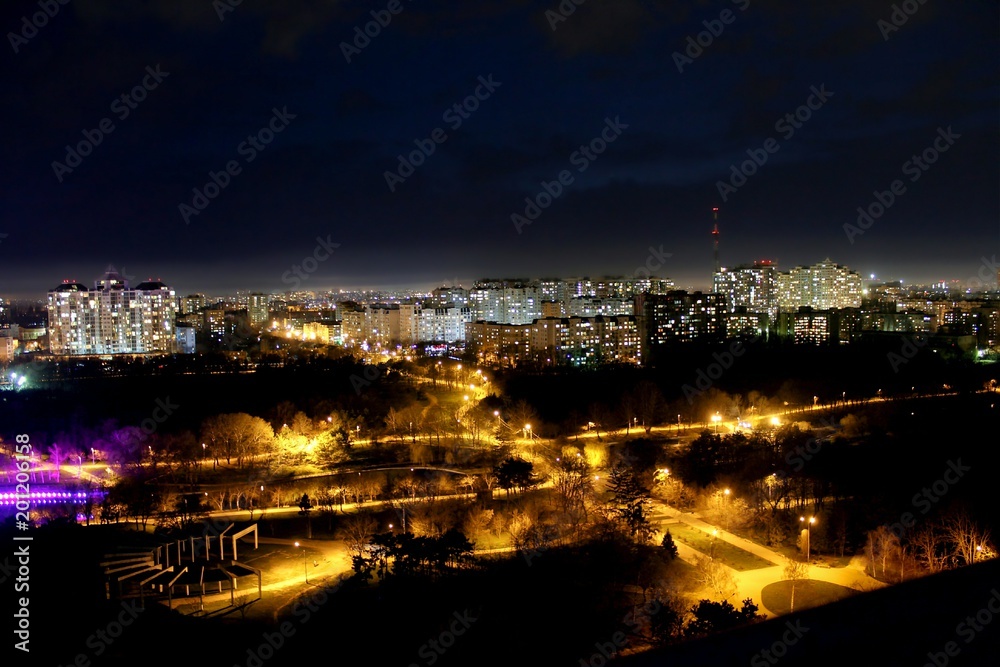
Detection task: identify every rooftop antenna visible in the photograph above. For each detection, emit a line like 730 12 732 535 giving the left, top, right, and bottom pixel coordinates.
711 207 720 274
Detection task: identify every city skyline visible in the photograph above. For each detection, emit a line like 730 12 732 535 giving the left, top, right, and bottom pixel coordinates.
4 245 996 304
2 1 997 301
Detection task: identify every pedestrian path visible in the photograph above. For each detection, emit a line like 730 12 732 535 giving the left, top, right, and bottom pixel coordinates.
650 500 886 617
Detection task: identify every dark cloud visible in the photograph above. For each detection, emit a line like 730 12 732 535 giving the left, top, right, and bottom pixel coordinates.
0 0 996 299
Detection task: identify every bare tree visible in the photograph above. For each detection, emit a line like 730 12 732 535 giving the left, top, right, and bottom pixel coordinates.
693 555 737 600
911 522 945 574
234 592 254 621
463 507 494 544
201 413 275 469
47 443 67 481
384 407 405 444
865 525 900 580
943 510 993 567
339 513 378 559
783 558 808 613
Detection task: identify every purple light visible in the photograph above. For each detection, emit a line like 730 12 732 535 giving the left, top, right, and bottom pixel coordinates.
0 487 107 507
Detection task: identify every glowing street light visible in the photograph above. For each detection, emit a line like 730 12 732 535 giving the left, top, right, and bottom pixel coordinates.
294 541 308 583
711 413 721 434
724 488 731 530
800 516 816 563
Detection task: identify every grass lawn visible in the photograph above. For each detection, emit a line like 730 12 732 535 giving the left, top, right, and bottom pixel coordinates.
665 523 775 571
761 579 857 614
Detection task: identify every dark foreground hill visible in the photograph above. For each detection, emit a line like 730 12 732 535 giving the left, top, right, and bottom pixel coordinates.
618 557 1000 666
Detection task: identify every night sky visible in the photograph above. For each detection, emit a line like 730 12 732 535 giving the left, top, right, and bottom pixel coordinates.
2 0 998 299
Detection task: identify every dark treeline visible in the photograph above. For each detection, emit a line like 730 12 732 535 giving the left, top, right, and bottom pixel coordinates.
0 355 416 445
499 337 991 425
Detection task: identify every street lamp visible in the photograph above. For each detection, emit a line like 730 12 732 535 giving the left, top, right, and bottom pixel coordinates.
711 413 721 434
524 423 532 440
724 488 731 530
800 516 816 563
294 541 308 583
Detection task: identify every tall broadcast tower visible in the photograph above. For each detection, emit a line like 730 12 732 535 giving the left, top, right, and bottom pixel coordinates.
711 207 720 275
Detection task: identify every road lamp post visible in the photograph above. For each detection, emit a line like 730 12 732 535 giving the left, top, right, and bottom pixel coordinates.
800 516 815 563
294 541 308 583
711 413 721 434
724 488 731 531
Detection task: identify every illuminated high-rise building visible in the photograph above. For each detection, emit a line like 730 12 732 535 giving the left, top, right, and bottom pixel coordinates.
468 279 542 325
249 292 270 328
47 266 179 355
777 259 863 312
182 293 208 315
714 260 778 321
